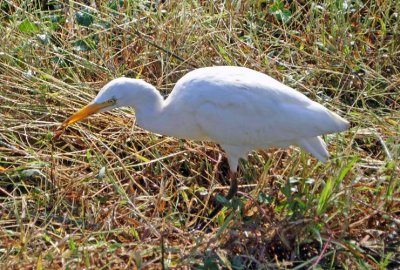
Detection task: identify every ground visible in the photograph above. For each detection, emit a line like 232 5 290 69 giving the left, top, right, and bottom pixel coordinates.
0 0 399 269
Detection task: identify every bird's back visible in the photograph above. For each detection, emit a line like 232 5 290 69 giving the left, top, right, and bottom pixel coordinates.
170 66 311 106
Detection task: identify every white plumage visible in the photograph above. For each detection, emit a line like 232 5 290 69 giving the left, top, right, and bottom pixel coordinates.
59 66 349 173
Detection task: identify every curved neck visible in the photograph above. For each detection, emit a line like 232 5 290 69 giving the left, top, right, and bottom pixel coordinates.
131 86 172 136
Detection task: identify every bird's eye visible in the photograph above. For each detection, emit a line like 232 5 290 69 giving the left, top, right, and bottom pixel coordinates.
108 98 116 105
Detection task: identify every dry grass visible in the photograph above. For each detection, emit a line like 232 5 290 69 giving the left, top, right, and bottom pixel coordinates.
0 0 399 269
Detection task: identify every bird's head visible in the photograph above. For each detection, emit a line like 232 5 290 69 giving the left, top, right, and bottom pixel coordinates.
56 77 154 134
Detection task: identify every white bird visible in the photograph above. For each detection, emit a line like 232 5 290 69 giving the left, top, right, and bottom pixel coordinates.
57 66 349 217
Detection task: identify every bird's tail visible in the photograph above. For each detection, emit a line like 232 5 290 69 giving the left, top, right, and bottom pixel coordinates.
297 136 329 163
326 110 350 133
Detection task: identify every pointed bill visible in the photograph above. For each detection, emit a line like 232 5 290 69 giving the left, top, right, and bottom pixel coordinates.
55 102 108 135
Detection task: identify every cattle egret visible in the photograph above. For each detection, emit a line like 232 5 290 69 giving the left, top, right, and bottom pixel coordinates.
57 66 349 220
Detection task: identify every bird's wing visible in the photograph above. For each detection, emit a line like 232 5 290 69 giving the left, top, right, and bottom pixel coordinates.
193 82 348 148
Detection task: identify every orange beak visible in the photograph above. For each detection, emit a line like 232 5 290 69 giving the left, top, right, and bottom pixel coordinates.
55 103 109 137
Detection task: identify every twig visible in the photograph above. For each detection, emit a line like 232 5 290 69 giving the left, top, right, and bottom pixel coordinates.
133 29 198 69
161 233 165 270
374 131 392 160
312 235 332 268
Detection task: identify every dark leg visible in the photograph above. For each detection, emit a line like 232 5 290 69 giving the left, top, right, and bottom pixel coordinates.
194 172 238 230
225 173 238 200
